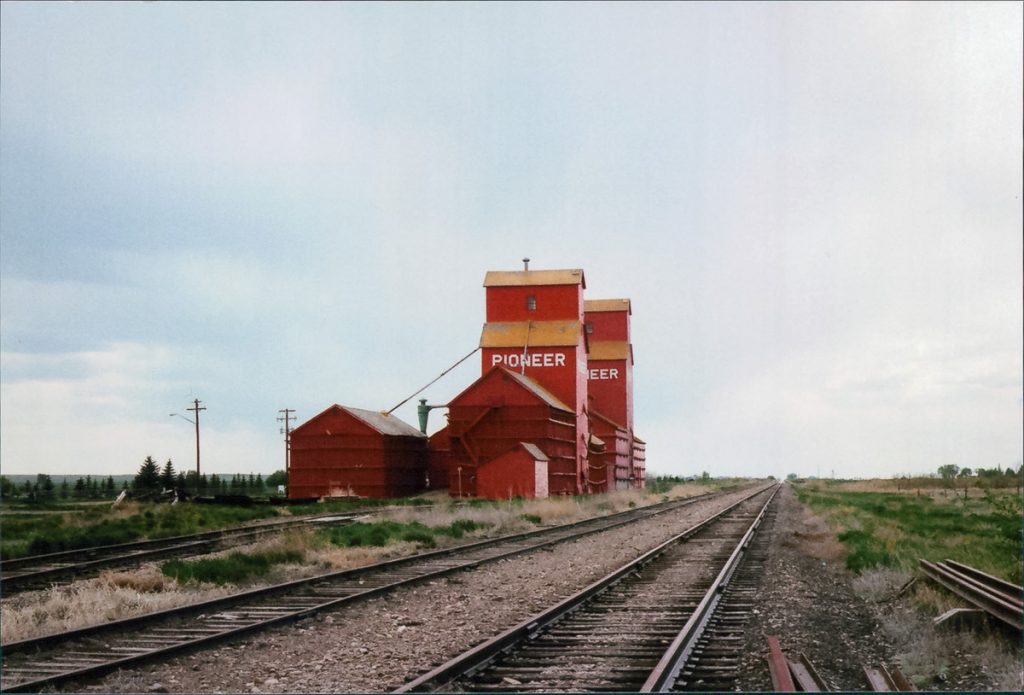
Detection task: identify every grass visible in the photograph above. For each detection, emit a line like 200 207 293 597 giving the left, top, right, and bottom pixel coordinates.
794 485 1022 583
161 549 305 585
318 519 486 550
0 502 281 560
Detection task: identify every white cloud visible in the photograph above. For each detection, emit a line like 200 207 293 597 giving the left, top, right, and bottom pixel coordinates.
0 343 282 476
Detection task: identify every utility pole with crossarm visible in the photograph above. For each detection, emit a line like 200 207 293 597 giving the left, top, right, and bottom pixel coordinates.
277 408 295 479
186 399 206 477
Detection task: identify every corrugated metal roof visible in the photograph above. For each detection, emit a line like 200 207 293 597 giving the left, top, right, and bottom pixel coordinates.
480 320 581 348
343 407 426 438
483 269 586 288
588 341 631 360
500 368 574 413
519 442 550 461
584 298 631 314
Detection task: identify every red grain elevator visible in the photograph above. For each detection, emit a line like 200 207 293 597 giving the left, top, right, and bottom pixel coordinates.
585 298 643 490
478 268 589 494
288 405 428 499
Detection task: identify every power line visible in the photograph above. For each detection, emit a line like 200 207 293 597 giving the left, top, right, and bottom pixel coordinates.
386 347 480 416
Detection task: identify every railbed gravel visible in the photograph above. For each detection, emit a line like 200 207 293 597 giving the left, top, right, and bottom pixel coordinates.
71 487 763 693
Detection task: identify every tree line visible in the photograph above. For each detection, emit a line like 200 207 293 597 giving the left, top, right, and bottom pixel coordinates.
0 458 288 503
131 456 287 497
0 474 119 502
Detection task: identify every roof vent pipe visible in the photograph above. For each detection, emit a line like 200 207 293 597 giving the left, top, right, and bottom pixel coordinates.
523 257 530 271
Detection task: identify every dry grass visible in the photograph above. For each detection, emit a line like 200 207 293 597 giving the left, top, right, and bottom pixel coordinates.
308 541 428 571
380 488 672 534
781 504 846 562
0 572 236 644
881 609 1024 690
850 567 913 603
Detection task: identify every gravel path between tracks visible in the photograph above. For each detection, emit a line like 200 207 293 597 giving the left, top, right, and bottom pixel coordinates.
733 482 897 691
76 487 764 694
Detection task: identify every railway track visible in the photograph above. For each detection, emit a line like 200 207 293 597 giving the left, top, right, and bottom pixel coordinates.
395 484 779 693
0 513 364 595
0 489 735 692
919 559 1023 631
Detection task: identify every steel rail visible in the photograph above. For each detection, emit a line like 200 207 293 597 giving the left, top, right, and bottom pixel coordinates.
919 559 1022 630
863 663 915 691
941 560 1023 604
0 490 728 692
394 484 778 693
0 513 365 594
641 484 779 692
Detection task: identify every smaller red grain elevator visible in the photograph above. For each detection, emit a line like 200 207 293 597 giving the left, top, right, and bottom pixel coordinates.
478 268 590 494
447 367 577 498
288 405 428 499
584 298 644 490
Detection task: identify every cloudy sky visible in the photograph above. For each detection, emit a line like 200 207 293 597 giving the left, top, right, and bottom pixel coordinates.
1 2 1020 480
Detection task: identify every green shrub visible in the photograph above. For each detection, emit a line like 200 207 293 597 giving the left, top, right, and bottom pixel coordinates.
436 519 484 538
320 518 490 549
162 549 303 585
520 513 543 525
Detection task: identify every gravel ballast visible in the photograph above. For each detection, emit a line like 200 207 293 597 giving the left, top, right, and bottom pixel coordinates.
91 487 764 693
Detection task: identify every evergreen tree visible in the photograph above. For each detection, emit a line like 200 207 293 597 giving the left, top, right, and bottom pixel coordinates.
210 474 221 494
255 473 264 492
134 456 161 492
105 476 115 494
60 478 70 499
37 474 55 500
176 471 186 492
160 460 176 490
0 475 14 499
74 477 86 498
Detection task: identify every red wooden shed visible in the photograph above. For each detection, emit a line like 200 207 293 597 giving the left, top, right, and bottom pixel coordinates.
477 442 550 499
447 366 577 498
288 405 428 499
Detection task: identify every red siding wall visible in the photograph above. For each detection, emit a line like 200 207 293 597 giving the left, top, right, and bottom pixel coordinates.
586 309 629 342
631 438 647 489
427 426 450 491
587 358 632 434
486 285 584 323
477 446 544 499
590 416 632 492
